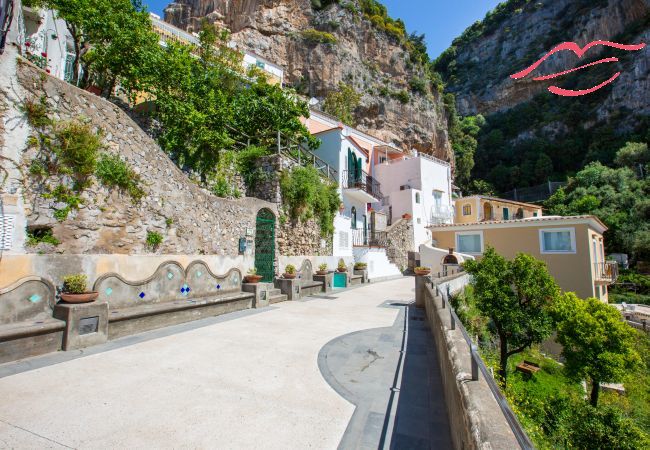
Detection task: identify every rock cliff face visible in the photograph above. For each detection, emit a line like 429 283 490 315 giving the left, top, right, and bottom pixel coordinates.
164 0 453 161
436 0 649 117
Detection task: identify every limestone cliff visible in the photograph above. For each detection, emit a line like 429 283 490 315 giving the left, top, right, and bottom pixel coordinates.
163 0 453 161
436 0 649 118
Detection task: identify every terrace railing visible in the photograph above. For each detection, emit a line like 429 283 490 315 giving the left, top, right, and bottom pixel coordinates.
343 170 383 200
594 261 618 284
351 229 388 248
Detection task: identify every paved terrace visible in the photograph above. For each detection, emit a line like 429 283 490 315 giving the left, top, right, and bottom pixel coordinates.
0 278 451 449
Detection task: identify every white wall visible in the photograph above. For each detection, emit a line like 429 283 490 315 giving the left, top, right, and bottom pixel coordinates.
22 8 72 82
419 243 474 275
374 156 453 250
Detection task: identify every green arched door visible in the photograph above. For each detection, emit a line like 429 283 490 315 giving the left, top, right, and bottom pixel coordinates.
254 208 276 282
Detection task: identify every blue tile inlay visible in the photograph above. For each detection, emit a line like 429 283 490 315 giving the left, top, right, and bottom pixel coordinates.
139 292 145 299
216 284 221 290
167 272 174 280
105 287 113 296
28 294 42 303
196 271 203 278
180 284 191 296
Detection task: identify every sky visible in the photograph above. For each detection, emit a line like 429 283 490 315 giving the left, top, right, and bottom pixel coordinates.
143 0 503 58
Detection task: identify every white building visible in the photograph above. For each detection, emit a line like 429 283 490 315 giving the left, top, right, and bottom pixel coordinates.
373 152 454 250
304 109 455 278
20 4 76 82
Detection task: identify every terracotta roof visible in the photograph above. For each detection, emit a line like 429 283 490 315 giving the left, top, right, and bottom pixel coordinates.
429 215 608 232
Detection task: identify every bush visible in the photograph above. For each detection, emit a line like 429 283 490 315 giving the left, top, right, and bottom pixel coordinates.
300 29 338 44
62 274 88 294
280 166 340 236
146 231 163 249
392 89 410 104
408 77 428 95
236 145 272 189
26 228 60 246
53 121 104 185
22 96 50 128
96 153 145 202
285 264 296 275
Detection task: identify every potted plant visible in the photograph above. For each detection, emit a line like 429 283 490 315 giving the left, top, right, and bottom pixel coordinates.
337 261 348 273
60 274 98 303
317 263 328 275
354 262 367 271
414 266 431 276
402 213 412 220
283 264 297 279
244 268 263 284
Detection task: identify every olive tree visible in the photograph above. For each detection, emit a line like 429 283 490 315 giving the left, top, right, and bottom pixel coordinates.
554 293 642 407
463 248 560 384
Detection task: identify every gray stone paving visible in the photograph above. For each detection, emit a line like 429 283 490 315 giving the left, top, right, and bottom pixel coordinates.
318 303 453 449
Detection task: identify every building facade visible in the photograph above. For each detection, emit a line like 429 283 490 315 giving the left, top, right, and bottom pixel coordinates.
428 215 617 301
454 195 542 224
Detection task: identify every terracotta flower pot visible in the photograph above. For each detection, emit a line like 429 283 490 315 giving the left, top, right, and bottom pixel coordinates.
283 273 297 279
244 275 263 284
337 268 347 273
414 269 431 276
316 270 328 275
60 292 99 304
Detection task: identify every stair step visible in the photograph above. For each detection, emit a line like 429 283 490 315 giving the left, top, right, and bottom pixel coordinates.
269 294 288 304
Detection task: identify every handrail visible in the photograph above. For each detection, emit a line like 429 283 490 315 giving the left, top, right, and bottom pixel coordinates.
277 131 338 183
342 170 383 200
429 275 535 450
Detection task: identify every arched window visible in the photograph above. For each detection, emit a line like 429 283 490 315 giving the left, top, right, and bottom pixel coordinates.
351 206 357 229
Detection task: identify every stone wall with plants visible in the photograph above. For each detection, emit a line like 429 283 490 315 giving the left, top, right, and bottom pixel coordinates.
386 218 413 272
14 61 274 256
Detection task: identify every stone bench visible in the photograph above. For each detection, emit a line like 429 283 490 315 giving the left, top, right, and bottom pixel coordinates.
297 260 326 296
0 276 64 364
94 261 253 340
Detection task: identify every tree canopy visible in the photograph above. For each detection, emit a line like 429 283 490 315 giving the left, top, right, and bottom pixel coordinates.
463 247 560 383
545 142 650 258
553 293 642 407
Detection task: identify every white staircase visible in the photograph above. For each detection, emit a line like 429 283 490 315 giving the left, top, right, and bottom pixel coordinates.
353 247 402 281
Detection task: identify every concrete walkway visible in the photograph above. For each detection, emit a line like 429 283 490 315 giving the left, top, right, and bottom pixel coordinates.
0 278 451 449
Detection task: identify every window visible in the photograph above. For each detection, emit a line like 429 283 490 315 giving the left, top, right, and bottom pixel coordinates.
539 228 576 254
533 212 538 217
351 207 357 229
379 156 387 163
417 218 421 224
462 204 471 216
503 207 509 220
256 61 265 69
456 232 483 254
415 192 421 204
433 191 442 208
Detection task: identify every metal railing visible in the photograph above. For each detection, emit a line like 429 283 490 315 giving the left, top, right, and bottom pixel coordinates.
276 131 338 183
594 261 618 284
430 206 454 224
342 170 383 200
428 275 534 450
351 229 388 247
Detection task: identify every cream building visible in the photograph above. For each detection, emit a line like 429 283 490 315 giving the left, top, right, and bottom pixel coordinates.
427 215 617 301
454 195 542 224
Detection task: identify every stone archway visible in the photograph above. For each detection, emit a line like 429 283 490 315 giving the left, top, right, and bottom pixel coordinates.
254 208 276 283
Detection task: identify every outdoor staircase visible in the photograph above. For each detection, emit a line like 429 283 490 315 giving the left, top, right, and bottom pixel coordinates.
267 287 287 304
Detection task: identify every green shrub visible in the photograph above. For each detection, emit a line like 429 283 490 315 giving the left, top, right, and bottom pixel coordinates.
146 231 163 249
285 264 296 275
22 96 50 128
323 82 361 126
95 153 145 202
236 145 272 189
300 29 338 44
409 77 428 95
53 206 71 221
26 228 60 246
279 166 340 236
53 121 103 185
392 89 410 104
62 274 88 294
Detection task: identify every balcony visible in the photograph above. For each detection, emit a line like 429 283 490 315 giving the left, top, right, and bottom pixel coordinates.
352 229 388 248
594 261 618 285
430 206 454 225
343 170 383 203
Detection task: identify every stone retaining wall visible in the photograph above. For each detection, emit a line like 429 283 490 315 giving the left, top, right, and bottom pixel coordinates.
415 274 521 450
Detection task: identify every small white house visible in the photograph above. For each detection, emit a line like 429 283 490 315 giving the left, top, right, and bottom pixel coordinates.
373 152 454 250
20 4 76 82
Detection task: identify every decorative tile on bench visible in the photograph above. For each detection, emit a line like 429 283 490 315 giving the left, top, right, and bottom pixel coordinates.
0 277 56 324
186 261 241 298
93 261 185 308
